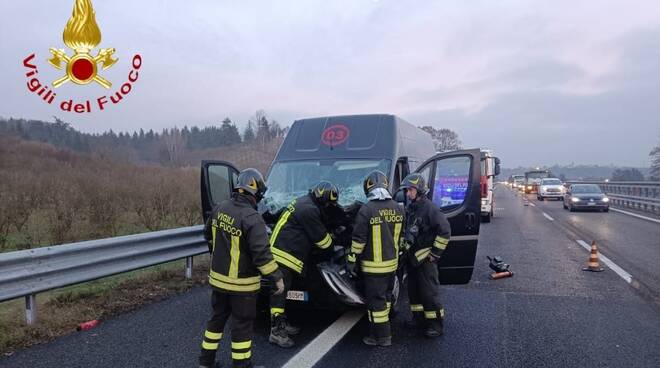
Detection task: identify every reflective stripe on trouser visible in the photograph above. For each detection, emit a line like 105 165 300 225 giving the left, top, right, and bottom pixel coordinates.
407 260 444 332
363 273 394 339
231 340 252 364
199 291 256 367
270 267 293 317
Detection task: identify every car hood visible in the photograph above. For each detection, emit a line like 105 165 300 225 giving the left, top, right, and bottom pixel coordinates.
572 193 605 199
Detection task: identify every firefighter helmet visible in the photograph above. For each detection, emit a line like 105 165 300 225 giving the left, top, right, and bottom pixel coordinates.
311 181 339 207
363 170 389 195
234 168 267 202
400 173 428 195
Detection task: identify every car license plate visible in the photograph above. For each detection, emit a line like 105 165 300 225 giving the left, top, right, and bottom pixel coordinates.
588 202 596 206
286 290 308 301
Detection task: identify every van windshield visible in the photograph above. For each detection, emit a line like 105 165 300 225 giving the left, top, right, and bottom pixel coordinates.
263 159 392 211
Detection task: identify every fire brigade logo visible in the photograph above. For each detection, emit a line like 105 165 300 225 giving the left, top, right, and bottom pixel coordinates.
22 0 142 114
48 0 116 88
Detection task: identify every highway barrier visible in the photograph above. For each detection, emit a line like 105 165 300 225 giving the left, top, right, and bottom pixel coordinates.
567 181 660 215
0 226 207 325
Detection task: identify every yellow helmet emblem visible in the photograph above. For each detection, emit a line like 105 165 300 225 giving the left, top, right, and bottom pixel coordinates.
330 191 338 201
248 178 258 190
317 188 325 196
409 177 420 185
366 178 375 189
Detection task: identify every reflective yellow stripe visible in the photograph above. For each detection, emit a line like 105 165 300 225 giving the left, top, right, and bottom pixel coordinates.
272 247 304 273
393 223 402 252
367 311 372 322
232 341 252 350
425 311 437 319
269 210 292 245
232 351 252 360
258 260 278 275
411 304 423 312
372 224 382 262
386 302 391 313
361 258 397 274
440 309 446 318
434 236 449 250
347 253 357 262
316 233 332 249
415 247 431 261
351 240 366 254
271 307 285 316
229 235 240 278
208 270 260 292
371 309 389 323
209 270 261 285
202 341 219 350
205 331 223 340
211 226 217 251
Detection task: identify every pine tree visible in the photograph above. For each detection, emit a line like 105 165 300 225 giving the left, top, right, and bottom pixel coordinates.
243 121 256 143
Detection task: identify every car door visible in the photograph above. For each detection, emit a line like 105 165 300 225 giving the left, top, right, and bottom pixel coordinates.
200 160 240 224
414 149 481 284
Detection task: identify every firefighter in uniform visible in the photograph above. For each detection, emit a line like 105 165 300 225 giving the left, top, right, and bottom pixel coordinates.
400 173 451 338
347 170 404 346
199 168 284 368
269 181 339 348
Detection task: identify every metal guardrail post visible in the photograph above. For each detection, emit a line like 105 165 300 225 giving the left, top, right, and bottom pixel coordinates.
185 256 193 280
26 294 37 325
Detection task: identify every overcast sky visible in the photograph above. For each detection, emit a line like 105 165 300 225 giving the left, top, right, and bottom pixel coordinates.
1 0 659 167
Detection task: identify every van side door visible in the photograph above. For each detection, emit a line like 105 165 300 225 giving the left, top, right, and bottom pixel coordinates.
201 160 240 223
415 149 481 284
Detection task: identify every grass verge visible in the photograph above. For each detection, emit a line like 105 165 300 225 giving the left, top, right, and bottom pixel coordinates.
0 255 210 356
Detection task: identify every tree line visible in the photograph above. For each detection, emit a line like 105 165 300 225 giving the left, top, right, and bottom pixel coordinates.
0 110 286 166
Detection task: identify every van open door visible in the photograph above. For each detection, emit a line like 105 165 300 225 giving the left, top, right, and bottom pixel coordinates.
415 149 481 284
200 160 240 223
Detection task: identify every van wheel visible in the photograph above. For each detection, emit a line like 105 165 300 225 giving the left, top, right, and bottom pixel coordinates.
481 214 491 223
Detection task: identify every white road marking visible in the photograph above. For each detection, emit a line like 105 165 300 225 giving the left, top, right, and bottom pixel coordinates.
542 212 554 221
529 202 536 207
576 240 633 284
281 310 364 368
609 208 660 225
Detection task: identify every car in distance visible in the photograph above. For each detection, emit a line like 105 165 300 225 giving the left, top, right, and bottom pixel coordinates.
537 178 564 201
563 184 610 212
512 175 525 190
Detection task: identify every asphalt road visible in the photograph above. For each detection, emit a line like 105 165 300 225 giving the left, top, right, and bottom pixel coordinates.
2 186 659 368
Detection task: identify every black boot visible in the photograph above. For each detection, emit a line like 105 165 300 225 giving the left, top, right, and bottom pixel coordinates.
284 317 301 336
362 335 392 346
269 315 295 348
424 318 444 338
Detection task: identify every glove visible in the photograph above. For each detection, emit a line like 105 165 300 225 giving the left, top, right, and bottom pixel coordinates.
346 253 358 278
273 278 285 296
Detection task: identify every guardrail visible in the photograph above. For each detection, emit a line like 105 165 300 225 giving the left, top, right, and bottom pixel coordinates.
566 181 660 215
0 226 207 324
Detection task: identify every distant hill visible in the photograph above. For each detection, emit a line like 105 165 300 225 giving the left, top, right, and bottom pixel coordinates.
501 165 650 181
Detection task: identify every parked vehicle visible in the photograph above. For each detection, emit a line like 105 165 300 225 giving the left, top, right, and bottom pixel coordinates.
480 150 501 223
537 178 564 201
563 184 610 212
200 114 482 311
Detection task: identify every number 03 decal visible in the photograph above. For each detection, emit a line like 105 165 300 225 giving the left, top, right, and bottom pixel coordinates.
321 124 350 146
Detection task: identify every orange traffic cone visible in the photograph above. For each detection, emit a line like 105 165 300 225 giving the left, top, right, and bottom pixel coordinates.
582 240 604 272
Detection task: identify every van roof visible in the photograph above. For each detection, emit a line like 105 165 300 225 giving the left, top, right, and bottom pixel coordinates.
274 114 434 162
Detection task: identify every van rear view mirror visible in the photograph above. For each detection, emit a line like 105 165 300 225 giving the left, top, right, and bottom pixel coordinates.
494 157 501 176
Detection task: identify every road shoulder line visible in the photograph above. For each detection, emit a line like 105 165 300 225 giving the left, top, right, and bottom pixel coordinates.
542 212 554 221
576 240 633 284
610 208 660 225
281 310 364 368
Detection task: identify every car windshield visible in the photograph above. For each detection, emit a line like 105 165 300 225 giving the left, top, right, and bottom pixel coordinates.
262 159 392 212
571 184 602 194
542 179 562 185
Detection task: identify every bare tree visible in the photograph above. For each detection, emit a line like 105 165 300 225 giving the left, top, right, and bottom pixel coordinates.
420 126 463 152
162 128 186 166
650 139 660 180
